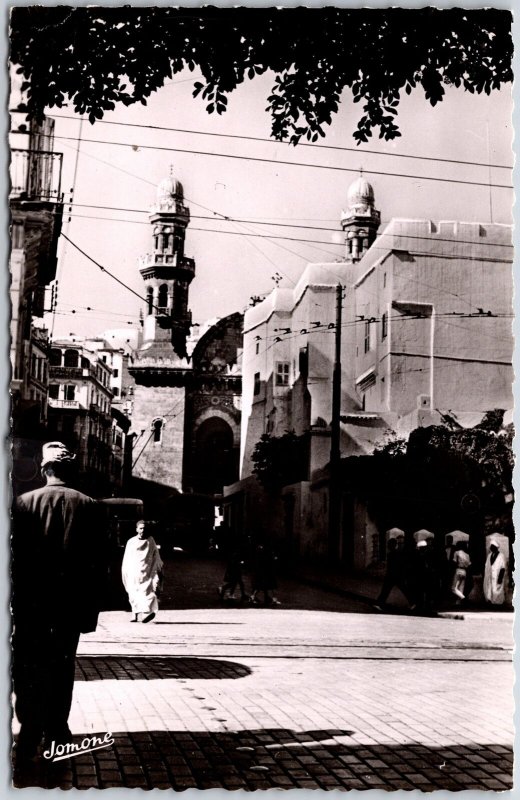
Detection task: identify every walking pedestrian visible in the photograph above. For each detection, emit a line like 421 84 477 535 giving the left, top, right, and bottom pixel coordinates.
443 534 456 596
218 548 248 601
373 538 409 611
410 540 437 614
483 540 507 605
451 541 471 601
122 520 163 623
11 442 105 762
250 542 280 606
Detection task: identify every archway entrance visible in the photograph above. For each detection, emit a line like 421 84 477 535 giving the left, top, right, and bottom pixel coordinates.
192 417 238 494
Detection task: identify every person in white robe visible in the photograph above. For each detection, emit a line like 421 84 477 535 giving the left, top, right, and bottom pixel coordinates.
122 520 163 623
483 540 507 606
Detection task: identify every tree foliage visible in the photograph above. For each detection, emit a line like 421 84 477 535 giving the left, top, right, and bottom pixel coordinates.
407 412 514 498
353 411 514 535
252 431 309 493
10 7 512 144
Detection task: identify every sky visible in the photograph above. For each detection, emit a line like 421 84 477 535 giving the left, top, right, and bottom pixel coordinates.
12 62 513 343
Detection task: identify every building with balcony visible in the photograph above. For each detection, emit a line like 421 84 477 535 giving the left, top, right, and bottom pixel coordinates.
224 177 513 568
84 337 136 490
46 341 115 496
10 80 65 495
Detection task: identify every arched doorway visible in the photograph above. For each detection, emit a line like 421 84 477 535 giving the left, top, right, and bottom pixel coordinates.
192 416 238 495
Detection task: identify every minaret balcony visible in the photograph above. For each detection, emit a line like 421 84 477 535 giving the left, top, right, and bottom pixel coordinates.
139 254 196 279
341 207 381 226
149 203 190 224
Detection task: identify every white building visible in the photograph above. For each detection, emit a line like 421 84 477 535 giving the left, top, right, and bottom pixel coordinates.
226 177 513 566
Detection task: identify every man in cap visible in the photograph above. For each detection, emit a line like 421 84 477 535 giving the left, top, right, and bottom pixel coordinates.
12 442 105 763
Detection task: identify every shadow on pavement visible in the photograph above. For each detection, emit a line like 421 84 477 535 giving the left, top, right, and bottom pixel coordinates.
75 656 252 681
13 729 513 791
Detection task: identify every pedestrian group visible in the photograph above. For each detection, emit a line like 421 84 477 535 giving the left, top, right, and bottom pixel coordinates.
374 526 509 614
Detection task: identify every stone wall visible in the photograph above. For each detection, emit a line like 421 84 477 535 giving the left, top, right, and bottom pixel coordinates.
131 384 186 492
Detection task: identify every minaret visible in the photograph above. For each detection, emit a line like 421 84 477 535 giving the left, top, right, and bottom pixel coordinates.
138 166 195 358
341 172 381 262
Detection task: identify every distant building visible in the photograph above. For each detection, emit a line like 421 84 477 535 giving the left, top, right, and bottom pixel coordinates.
84 337 136 414
46 340 115 495
128 170 242 509
226 177 513 566
83 337 136 489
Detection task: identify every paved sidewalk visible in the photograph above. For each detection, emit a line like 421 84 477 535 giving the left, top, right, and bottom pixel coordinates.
13 608 514 790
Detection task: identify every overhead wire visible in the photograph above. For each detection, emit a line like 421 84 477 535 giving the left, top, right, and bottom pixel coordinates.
55 228 512 338
48 209 513 262
11 129 514 190
242 309 513 366
41 127 512 334
59 232 164 314
51 116 84 338
25 197 513 251
131 395 186 468
47 112 513 171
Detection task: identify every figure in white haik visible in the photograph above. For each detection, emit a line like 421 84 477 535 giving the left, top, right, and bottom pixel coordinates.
122 520 163 623
483 540 507 606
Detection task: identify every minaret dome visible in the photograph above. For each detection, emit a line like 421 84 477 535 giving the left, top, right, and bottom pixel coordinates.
156 165 184 205
346 175 375 210
341 172 381 262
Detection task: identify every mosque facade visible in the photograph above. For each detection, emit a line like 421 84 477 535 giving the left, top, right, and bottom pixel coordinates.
128 171 242 506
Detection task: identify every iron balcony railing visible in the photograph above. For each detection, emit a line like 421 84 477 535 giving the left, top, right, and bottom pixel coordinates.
10 148 63 202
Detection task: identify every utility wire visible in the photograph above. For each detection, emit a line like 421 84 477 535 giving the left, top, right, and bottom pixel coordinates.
51 116 84 338
29 199 514 251
11 130 513 190
59 232 164 313
51 210 513 259
131 396 185 469
63 201 517 245
47 112 513 171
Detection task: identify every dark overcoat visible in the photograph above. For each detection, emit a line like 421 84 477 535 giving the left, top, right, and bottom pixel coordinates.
12 477 105 633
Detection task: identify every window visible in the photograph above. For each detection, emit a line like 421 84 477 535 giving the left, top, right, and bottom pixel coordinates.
64 349 79 367
49 348 61 366
158 284 168 309
255 341 260 355
254 372 261 395
102 355 107 363
65 385 75 401
152 418 163 443
364 321 371 353
299 347 308 380
381 312 388 340
113 368 119 378
112 386 119 397
173 283 185 314
48 384 59 399
147 287 154 315
275 361 290 386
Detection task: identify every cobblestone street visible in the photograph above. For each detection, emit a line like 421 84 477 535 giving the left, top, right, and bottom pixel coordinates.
13 560 514 791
